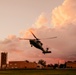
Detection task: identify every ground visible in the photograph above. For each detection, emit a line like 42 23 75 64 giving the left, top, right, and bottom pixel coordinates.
0 69 76 75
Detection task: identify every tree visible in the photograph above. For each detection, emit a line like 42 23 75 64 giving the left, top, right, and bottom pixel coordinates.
47 64 53 69
25 60 29 63
53 64 58 69
38 59 46 67
59 64 64 68
59 63 66 68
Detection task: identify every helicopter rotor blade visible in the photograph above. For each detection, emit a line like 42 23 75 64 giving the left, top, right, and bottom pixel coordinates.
39 36 57 40
19 38 31 40
19 36 57 40
30 31 39 40
45 36 57 39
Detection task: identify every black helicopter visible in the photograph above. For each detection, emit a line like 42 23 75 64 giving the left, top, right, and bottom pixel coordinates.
19 31 57 54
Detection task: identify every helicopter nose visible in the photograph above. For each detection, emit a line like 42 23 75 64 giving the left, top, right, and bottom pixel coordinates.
29 40 33 44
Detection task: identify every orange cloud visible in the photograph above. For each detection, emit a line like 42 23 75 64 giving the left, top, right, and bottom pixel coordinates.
51 0 76 27
34 13 48 28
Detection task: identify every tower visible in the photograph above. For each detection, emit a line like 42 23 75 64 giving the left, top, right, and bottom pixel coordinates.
1 52 7 69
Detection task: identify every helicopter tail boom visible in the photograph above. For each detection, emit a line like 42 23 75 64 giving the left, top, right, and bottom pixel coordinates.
42 48 51 54
43 51 51 54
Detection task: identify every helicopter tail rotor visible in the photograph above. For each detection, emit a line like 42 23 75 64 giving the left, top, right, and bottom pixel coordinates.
42 48 51 54
46 48 49 51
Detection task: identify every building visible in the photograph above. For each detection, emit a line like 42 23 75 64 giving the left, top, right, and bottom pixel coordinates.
66 61 76 68
1 52 7 69
8 61 38 69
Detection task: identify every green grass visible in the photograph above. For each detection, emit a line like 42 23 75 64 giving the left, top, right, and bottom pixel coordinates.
0 69 76 75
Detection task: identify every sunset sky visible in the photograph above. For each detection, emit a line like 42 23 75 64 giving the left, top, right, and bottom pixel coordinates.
0 0 63 39
0 0 76 64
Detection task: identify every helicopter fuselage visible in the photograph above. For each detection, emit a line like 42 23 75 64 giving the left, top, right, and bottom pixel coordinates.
29 39 44 51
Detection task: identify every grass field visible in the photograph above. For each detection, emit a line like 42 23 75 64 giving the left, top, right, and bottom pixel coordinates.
0 69 76 75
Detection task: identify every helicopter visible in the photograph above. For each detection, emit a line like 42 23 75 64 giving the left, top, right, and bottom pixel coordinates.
19 31 57 54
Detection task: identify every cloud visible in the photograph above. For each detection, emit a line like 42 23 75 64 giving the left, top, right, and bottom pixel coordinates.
34 13 48 28
51 0 76 27
50 0 76 61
